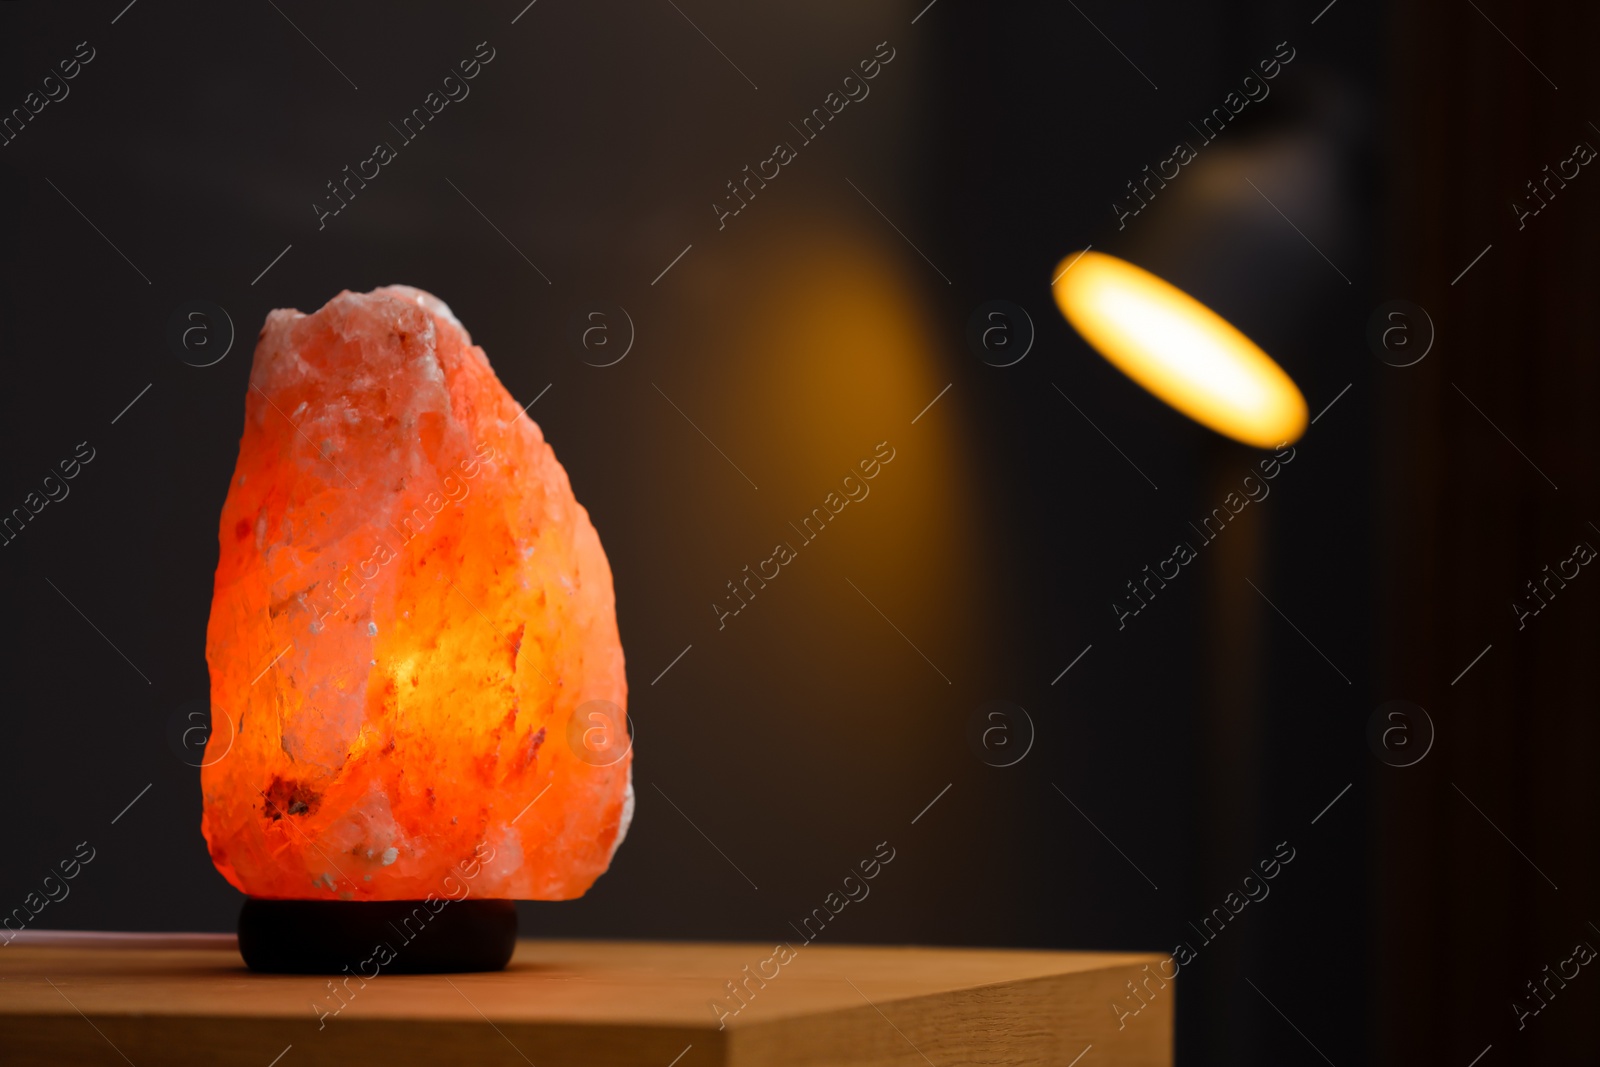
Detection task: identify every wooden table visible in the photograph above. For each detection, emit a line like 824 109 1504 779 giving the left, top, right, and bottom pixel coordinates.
0 933 1172 1066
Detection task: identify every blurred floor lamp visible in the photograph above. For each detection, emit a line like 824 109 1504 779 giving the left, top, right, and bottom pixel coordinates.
1048 243 1309 907
1047 102 1355 1060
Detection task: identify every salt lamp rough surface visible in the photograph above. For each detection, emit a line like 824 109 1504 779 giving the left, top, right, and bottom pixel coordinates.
202 286 631 902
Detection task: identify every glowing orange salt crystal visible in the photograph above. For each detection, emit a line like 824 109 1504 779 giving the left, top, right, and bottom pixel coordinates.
201 286 631 901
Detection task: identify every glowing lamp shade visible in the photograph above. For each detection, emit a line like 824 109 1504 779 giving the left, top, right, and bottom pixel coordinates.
1051 251 1307 448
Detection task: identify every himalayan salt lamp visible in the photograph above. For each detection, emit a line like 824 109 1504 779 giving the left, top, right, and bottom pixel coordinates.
202 286 632 973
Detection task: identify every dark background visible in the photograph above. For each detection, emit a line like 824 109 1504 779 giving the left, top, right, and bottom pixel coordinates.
2 0 1595 1063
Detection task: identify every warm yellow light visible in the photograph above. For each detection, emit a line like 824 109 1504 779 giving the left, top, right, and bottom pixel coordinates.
1051 251 1307 448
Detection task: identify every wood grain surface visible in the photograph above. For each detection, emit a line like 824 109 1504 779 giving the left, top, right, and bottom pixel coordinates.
0 933 1173 1066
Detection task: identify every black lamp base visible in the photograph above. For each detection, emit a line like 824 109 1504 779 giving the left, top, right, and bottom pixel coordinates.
238 897 517 974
